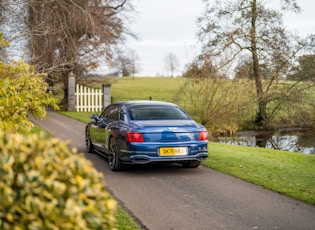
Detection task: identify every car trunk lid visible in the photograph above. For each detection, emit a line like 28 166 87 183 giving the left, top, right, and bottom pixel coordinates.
130 120 203 142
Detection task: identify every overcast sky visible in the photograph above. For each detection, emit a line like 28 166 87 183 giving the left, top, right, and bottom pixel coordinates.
126 0 315 76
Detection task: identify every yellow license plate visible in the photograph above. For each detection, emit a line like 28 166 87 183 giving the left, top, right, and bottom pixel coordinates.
159 147 187 156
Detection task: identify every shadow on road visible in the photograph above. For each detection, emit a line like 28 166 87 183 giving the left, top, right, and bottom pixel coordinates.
85 151 202 175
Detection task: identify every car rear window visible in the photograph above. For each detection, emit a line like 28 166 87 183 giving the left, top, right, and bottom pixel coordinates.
127 105 190 120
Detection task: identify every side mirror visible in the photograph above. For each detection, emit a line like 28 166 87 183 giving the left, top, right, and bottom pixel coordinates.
91 114 99 121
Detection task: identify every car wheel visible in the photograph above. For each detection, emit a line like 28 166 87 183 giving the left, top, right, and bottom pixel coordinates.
85 129 94 153
181 160 201 168
108 138 123 171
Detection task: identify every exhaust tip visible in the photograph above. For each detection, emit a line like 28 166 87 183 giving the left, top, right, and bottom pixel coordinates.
130 156 150 163
197 154 208 161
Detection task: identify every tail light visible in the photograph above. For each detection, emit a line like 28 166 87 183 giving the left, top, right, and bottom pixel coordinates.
127 132 144 142
198 130 208 141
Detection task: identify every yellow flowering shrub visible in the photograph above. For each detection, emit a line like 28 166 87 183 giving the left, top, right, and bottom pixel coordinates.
0 33 59 134
0 60 59 134
0 132 117 229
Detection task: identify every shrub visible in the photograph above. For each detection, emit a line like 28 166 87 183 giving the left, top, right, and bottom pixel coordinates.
0 60 59 134
0 132 117 229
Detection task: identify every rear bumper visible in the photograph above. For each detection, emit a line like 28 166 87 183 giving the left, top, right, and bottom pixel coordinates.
119 151 208 164
117 140 208 164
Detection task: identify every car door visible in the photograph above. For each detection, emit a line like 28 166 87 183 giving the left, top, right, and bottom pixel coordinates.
89 104 117 150
101 105 121 151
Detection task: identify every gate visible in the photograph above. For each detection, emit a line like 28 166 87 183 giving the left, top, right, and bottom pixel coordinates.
67 74 112 112
75 84 103 112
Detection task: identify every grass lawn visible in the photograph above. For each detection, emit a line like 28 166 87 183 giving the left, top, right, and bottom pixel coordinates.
204 142 315 205
80 76 186 102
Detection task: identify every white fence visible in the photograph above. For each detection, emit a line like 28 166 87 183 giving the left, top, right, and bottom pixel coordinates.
75 84 103 112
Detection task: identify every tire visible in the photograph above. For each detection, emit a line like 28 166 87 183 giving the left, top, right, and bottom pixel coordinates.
181 160 201 168
108 138 123 171
85 128 94 153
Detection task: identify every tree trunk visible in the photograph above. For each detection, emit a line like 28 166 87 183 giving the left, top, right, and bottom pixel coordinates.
250 0 267 127
60 72 69 109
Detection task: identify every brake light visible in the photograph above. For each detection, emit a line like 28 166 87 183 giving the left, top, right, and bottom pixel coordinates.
198 130 208 141
127 132 144 142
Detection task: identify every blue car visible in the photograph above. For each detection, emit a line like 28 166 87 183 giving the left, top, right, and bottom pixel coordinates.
85 100 208 171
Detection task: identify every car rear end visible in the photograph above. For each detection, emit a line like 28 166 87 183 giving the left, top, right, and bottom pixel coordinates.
120 120 208 164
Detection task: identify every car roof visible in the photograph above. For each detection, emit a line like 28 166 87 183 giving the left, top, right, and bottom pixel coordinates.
112 100 178 107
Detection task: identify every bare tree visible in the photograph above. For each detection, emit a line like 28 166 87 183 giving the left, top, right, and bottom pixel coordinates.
164 52 179 77
197 0 313 127
112 48 140 77
1 0 135 106
129 49 140 77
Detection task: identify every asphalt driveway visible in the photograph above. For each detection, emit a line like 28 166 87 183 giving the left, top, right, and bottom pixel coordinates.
32 111 315 230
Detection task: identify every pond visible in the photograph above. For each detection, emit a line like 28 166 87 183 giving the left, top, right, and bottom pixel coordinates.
217 128 315 154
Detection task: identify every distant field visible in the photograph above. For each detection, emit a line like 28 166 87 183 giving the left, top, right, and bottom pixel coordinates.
75 76 315 129
79 76 185 101
109 77 186 102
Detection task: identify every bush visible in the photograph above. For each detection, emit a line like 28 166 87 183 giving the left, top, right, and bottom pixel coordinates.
0 132 116 229
0 60 59 134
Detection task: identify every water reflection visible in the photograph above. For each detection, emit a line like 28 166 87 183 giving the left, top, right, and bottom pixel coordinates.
218 128 315 154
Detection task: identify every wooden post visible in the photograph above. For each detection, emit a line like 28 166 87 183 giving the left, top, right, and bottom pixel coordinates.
103 84 111 109
68 72 76 111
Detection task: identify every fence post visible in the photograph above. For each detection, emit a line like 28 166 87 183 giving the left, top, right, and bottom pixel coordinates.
103 84 111 109
68 72 76 111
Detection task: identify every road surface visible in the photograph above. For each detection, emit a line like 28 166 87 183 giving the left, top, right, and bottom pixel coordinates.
32 111 315 230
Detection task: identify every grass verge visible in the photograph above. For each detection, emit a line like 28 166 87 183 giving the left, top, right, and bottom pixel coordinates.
204 142 315 204
114 205 142 230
